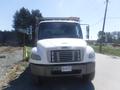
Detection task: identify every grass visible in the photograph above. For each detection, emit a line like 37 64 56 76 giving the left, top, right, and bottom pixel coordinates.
91 45 120 57
0 61 28 89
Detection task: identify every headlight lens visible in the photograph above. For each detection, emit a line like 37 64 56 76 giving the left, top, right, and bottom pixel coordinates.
31 53 41 60
89 52 95 59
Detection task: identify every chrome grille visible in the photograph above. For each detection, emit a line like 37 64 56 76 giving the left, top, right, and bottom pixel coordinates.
51 50 82 63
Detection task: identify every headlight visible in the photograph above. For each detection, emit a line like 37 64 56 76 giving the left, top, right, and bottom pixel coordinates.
88 52 95 59
31 53 41 60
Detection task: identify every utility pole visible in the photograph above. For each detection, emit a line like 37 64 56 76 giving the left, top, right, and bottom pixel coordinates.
99 0 109 53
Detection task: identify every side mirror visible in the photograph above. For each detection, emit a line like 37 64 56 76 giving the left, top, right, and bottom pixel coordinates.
86 25 90 39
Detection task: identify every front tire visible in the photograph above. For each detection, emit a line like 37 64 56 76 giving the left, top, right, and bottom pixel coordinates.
32 75 41 84
82 72 95 81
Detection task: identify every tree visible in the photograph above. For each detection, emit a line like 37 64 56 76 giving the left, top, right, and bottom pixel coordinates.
105 32 112 43
97 31 120 44
13 7 31 45
30 9 42 43
13 7 31 30
31 9 42 28
13 7 43 45
111 31 120 44
13 7 42 44
97 31 105 43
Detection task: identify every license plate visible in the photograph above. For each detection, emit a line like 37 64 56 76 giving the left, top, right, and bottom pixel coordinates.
61 66 72 72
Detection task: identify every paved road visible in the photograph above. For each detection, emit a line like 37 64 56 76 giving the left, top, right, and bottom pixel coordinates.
3 53 120 90
93 53 120 90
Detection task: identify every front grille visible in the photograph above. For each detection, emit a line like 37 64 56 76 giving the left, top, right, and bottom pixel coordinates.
50 50 82 63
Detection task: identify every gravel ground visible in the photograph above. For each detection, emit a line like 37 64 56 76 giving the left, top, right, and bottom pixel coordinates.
0 47 23 81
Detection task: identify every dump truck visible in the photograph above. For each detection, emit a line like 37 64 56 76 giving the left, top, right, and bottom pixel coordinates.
29 17 95 82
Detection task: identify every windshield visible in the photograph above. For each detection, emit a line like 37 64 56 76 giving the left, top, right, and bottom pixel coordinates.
38 22 83 40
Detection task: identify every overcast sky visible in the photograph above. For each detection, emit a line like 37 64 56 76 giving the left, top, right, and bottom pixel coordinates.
0 0 120 39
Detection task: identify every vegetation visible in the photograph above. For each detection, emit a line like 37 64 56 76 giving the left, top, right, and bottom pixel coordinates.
13 7 31 29
97 31 120 44
13 7 43 45
91 45 120 57
96 30 120 57
0 61 28 89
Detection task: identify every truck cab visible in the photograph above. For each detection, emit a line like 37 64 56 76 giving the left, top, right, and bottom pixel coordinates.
29 17 95 81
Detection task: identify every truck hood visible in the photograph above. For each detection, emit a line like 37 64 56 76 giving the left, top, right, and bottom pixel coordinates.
37 38 87 48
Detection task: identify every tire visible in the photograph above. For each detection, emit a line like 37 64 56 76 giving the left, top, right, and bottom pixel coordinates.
82 72 95 81
32 75 40 84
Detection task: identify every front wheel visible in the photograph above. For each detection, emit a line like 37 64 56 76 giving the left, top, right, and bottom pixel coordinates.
32 75 41 84
82 72 95 81
32 75 46 85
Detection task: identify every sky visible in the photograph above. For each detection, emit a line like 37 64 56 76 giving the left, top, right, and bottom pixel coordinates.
0 0 120 40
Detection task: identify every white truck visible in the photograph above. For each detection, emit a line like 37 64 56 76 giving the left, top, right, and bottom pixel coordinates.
29 17 95 82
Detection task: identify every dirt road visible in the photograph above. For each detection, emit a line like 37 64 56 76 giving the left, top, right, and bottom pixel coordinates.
0 47 23 81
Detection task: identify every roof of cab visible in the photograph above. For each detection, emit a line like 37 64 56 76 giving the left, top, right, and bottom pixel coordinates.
40 20 80 24
39 17 80 24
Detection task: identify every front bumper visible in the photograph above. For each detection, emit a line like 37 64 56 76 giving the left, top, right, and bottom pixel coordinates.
30 62 95 77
